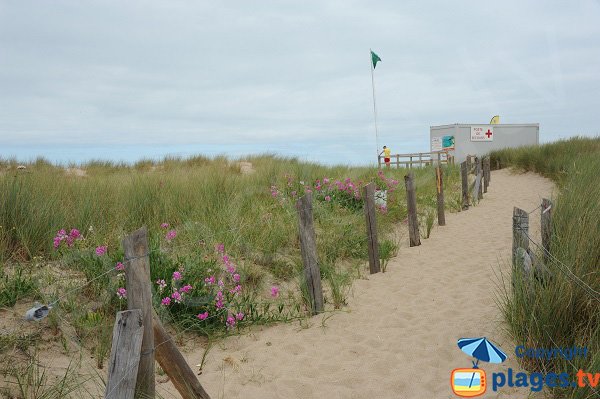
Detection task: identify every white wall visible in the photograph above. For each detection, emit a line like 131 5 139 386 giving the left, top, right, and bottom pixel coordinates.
430 124 539 163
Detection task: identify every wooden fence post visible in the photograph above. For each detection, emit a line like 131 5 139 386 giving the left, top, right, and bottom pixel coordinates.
483 157 490 193
105 310 144 399
436 166 446 226
460 161 469 210
475 157 483 200
297 193 324 314
541 198 553 263
404 172 421 247
153 313 212 399
363 183 380 274
377 155 381 169
512 207 529 268
123 227 154 398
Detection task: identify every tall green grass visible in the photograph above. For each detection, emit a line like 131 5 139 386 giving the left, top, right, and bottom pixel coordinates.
491 137 600 398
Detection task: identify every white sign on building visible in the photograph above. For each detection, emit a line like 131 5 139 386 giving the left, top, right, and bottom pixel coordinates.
431 136 442 152
471 126 494 141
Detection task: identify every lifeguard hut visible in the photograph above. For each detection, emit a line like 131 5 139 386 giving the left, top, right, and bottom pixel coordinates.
429 123 539 163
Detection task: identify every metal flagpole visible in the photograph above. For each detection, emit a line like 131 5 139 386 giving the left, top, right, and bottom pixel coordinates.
370 48 380 160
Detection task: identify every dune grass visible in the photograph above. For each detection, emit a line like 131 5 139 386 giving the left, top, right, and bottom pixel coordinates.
491 137 600 398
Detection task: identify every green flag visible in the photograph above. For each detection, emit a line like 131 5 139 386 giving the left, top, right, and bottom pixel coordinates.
371 50 381 69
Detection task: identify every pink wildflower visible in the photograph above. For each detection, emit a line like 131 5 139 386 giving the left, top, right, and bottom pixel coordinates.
156 279 167 290
116 287 127 299
115 262 125 271
218 279 224 287
69 228 81 239
165 230 177 241
197 311 209 320
160 222 169 229
161 297 171 306
172 271 182 281
232 273 241 283
325 195 331 202
235 312 244 321
171 291 182 303
226 264 235 274
216 299 224 309
204 275 215 285
226 315 236 329
271 286 279 298
95 246 107 256
230 285 242 295
323 178 330 184
215 243 225 254
180 284 193 294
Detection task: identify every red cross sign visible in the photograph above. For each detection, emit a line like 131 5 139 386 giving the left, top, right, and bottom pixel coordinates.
471 126 494 142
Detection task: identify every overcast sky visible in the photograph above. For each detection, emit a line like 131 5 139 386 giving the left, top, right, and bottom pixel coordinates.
1 1 599 165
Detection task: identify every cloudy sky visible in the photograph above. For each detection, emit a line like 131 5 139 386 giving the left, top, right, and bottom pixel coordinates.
1 0 599 165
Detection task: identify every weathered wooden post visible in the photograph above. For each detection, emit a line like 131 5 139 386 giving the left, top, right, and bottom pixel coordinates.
377 155 381 169
483 157 490 193
153 313 212 399
512 207 529 268
475 157 483 201
404 172 421 247
460 161 469 210
363 183 380 274
123 227 154 398
297 193 324 314
105 310 144 399
541 198 553 263
436 166 446 226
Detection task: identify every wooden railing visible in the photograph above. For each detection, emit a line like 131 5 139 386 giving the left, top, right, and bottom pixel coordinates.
378 150 455 169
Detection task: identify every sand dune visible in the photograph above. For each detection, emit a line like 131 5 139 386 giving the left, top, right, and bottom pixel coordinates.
158 169 554 399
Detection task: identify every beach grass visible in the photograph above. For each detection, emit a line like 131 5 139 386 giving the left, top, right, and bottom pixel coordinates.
491 136 600 398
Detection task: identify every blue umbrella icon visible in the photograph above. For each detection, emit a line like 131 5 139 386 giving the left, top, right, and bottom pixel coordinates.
457 337 507 388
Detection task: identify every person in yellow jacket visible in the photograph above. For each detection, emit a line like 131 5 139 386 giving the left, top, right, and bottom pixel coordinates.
379 145 391 168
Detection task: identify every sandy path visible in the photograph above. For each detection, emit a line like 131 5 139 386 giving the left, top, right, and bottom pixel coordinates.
162 169 555 399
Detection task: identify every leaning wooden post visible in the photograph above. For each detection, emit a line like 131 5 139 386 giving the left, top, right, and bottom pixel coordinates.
123 227 154 398
105 310 144 399
541 198 553 263
404 172 421 247
363 183 380 274
436 166 446 226
153 313 212 399
512 207 529 267
297 193 324 314
460 161 469 210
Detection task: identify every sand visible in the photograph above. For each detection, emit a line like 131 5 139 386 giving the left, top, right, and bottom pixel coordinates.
152 169 556 399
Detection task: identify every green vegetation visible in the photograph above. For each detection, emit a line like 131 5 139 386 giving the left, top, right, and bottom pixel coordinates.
0 154 464 395
491 137 600 399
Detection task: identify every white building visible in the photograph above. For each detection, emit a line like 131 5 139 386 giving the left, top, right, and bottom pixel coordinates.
430 123 539 163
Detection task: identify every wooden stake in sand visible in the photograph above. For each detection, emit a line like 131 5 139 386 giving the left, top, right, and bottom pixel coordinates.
153 313 212 399
483 157 490 192
123 227 155 398
297 193 324 314
404 172 421 247
436 166 446 226
363 183 380 274
541 198 553 264
512 207 529 268
105 310 144 399
461 161 469 210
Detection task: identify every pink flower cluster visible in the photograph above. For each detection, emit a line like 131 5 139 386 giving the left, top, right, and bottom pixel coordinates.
53 228 82 249
165 230 177 241
95 245 107 256
116 287 127 299
158 268 192 306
